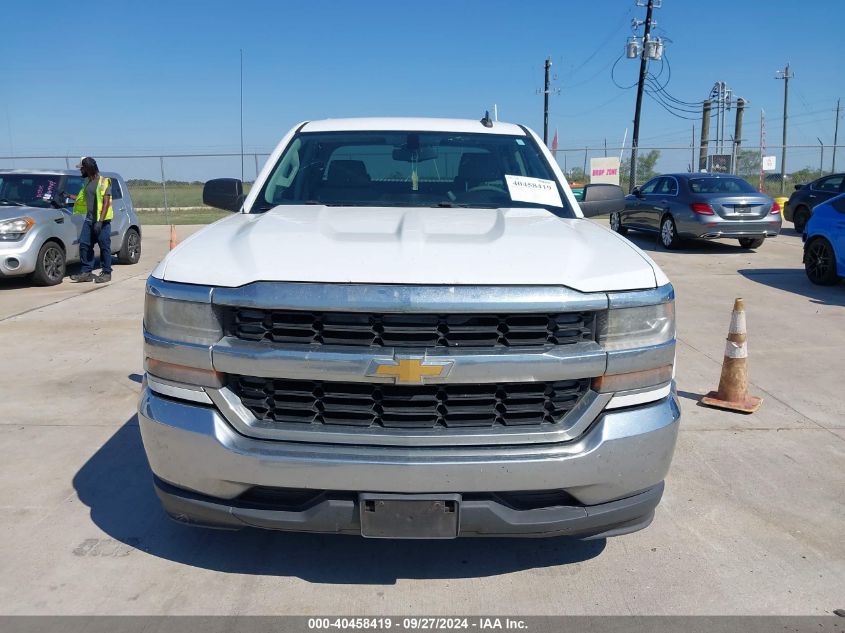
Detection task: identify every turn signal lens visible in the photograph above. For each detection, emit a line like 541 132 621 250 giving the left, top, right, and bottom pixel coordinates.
593 365 674 393
690 203 715 215
144 358 223 388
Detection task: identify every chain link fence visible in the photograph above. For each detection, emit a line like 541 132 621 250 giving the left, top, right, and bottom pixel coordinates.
1 143 842 214
553 144 844 197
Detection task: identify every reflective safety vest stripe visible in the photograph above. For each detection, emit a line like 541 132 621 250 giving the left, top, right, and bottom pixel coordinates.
73 176 113 221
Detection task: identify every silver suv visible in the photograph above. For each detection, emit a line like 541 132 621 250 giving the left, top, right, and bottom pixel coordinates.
0 169 142 285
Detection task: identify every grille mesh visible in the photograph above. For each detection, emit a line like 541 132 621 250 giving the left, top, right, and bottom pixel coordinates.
232 376 590 429
227 309 595 348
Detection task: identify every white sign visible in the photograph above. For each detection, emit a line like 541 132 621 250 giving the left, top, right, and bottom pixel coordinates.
589 157 621 185
762 155 777 171
504 175 563 208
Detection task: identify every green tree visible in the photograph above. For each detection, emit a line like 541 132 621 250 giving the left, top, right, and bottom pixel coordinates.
620 149 661 191
736 150 761 177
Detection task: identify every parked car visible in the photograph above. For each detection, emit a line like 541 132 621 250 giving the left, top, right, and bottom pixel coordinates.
0 169 142 285
784 172 845 232
611 173 781 250
139 116 681 540
803 192 845 285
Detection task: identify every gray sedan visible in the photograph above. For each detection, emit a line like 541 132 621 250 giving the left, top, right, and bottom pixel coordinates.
611 173 781 249
0 170 142 285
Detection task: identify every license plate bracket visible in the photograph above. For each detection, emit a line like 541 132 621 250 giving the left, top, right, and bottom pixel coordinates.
359 494 460 539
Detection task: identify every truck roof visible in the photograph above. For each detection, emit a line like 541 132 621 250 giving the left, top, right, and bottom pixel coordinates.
300 117 526 135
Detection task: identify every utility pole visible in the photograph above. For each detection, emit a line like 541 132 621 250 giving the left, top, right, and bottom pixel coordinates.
543 57 551 145
775 64 793 195
628 0 657 192
732 97 745 174
699 100 711 171
833 98 840 172
759 109 766 192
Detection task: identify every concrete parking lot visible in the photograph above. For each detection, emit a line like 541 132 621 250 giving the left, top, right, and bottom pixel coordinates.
0 224 842 615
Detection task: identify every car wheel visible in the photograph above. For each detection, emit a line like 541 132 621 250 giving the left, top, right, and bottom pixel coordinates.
793 206 810 232
118 228 141 264
804 238 840 286
609 212 628 235
31 241 66 286
738 237 765 249
660 215 680 249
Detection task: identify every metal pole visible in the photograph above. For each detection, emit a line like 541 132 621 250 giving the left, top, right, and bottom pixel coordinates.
254 153 259 181
160 156 170 225
699 100 711 171
604 138 607 157
730 136 737 175
776 64 792 195
240 49 245 183
833 98 840 172
691 124 695 172
64 156 70 169
543 57 551 145
628 0 655 192
583 147 588 179
818 138 824 177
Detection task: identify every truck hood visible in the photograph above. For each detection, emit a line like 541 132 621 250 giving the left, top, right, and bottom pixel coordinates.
158 205 659 292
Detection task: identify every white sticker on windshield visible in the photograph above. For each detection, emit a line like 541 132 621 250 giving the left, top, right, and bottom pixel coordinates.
504 175 563 207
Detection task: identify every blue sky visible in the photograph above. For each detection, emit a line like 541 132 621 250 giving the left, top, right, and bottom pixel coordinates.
2 0 843 180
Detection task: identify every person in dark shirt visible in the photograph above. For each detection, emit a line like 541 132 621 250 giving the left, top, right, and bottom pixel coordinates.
68 157 113 283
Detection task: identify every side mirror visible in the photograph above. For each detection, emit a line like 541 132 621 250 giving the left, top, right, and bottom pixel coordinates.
579 184 626 218
794 183 805 191
203 178 244 212
631 186 642 197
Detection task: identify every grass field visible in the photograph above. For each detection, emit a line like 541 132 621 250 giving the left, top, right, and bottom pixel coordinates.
136 209 230 225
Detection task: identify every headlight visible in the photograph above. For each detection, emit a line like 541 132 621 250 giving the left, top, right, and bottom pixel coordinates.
144 293 222 345
597 301 675 351
0 217 34 241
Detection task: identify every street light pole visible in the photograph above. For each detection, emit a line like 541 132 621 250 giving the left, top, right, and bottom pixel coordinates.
817 138 824 177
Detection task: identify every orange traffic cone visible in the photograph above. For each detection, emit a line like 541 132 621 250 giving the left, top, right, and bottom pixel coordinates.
169 224 178 250
700 298 762 413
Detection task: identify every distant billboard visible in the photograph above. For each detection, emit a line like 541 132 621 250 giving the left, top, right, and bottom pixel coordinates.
762 155 777 171
590 157 621 185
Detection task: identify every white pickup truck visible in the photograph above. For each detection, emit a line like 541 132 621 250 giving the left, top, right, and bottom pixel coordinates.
139 117 680 539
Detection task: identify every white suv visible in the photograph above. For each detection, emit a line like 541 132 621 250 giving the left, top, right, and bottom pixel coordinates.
139 117 679 539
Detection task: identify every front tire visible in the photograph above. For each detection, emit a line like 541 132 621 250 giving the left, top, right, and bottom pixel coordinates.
660 215 680 249
793 206 811 232
118 228 141 265
609 212 628 235
739 237 765 249
805 238 840 285
31 241 66 286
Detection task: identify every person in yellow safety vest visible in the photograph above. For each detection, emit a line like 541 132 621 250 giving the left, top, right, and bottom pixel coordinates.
64 157 113 283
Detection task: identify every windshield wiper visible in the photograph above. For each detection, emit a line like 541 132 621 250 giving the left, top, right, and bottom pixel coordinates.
436 201 499 208
0 199 25 206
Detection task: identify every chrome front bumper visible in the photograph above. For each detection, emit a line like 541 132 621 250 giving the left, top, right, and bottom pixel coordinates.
138 386 680 536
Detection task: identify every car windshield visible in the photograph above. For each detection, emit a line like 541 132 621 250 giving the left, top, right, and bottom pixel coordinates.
0 174 62 208
688 177 757 194
253 131 573 216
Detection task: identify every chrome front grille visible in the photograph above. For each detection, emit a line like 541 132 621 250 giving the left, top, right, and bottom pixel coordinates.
225 309 596 349
231 376 591 430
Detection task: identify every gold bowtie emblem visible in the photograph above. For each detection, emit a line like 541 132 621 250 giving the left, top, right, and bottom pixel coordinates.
368 358 454 384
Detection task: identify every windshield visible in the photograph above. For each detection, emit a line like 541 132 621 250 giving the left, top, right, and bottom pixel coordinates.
0 174 63 207
688 177 757 194
253 131 573 216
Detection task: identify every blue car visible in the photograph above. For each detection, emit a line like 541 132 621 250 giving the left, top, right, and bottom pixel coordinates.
803 192 845 285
